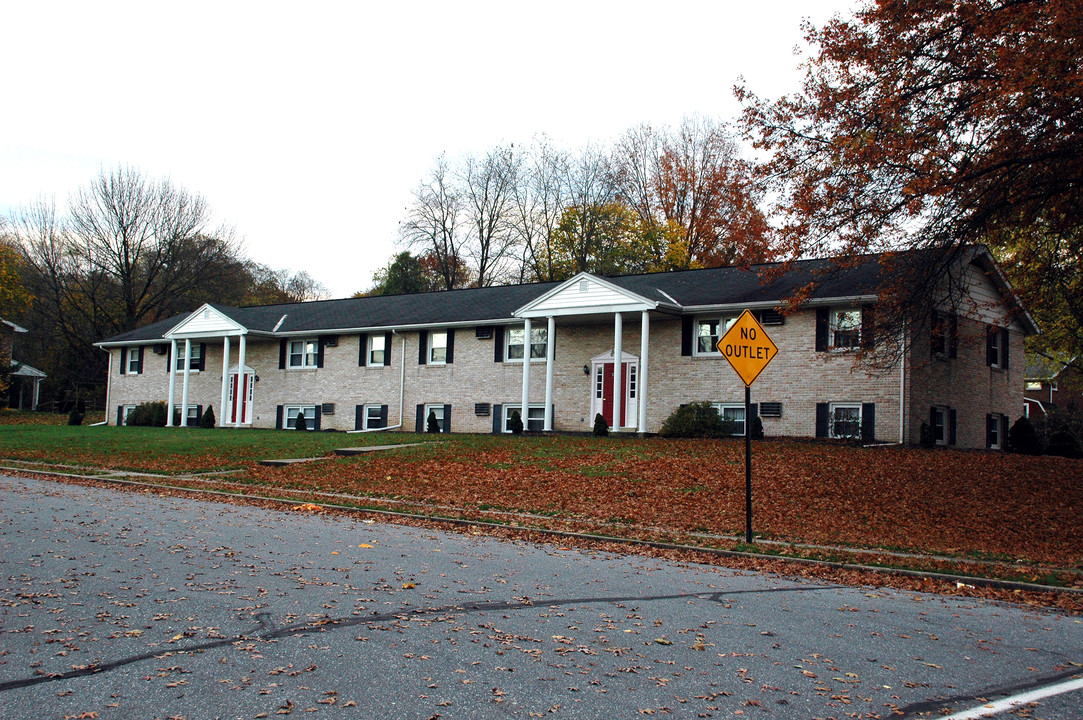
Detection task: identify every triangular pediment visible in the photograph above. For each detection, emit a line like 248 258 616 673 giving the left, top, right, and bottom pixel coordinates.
515 273 657 318
166 304 247 338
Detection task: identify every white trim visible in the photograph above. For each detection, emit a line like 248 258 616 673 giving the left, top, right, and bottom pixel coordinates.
362 403 385 430
514 272 661 318
828 402 862 439
423 403 447 433
427 330 448 365
692 314 739 357
638 311 649 434
503 404 545 433
164 303 248 339
287 338 319 369
284 404 317 430
712 402 747 436
504 323 548 363
544 316 555 432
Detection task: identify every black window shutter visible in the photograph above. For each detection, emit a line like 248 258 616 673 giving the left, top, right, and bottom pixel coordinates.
492 404 503 433
861 403 875 442
986 327 997 366
815 308 829 352
948 314 958 358
197 343 206 371
446 330 455 364
195 405 203 424
443 404 451 432
379 405 388 428
861 305 875 350
815 403 829 438
415 404 424 433
949 408 957 445
1001 328 1010 369
930 406 937 436
681 317 693 356
166 345 172 373
117 406 124 426
276 405 284 430
930 310 941 356
355 405 364 430
494 326 505 362
120 348 127 375
418 331 428 365
1000 415 1009 449
358 333 368 366
383 332 393 366
279 339 287 369
749 403 759 437
986 414 995 448
317 339 325 368
313 405 322 431
136 346 144 373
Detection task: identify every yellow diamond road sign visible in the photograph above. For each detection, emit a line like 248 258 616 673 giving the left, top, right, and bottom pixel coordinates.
716 309 778 386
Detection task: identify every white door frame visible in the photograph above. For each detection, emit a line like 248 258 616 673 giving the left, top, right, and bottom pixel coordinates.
589 350 639 429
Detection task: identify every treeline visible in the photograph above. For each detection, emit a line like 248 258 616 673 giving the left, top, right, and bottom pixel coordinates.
2 166 327 409
365 116 770 295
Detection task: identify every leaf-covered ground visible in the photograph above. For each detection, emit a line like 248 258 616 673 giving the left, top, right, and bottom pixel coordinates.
3 426 1081 574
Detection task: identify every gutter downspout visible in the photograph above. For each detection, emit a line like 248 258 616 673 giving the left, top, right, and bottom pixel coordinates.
348 330 406 433
899 319 906 445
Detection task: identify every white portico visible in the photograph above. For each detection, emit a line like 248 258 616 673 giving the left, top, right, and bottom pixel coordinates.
514 273 678 434
163 304 252 428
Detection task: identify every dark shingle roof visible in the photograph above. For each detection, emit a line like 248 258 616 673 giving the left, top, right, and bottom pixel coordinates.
100 254 886 345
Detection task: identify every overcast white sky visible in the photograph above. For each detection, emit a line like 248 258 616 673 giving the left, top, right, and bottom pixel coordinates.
2 1 853 298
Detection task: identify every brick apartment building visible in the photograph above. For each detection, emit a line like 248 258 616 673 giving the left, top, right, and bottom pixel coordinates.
97 248 1035 450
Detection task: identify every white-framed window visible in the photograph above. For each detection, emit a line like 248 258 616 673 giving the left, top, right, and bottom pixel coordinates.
174 343 203 372
285 405 316 430
987 413 1004 450
829 403 862 439
503 404 544 433
424 403 446 432
830 310 862 350
712 403 745 436
1025 381 1042 391
628 364 637 400
931 406 949 445
595 365 605 400
506 326 548 362
368 335 386 366
694 316 737 356
126 348 142 374
364 404 384 430
122 405 136 425
428 331 448 365
288 339 319 369
185 406 200 426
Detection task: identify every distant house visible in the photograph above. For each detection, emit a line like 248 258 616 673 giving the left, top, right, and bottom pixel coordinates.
96 248 1036 450
1025 355 1082 417
2 319 47 411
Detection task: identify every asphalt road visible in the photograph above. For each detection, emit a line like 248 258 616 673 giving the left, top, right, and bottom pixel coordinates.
1 474 1081 720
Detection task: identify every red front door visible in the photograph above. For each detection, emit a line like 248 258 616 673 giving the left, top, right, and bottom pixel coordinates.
229 373 252 424
601 362 628 427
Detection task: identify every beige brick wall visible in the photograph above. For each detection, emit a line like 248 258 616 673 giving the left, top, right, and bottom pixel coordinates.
907 314 1024 449
106 310 910 443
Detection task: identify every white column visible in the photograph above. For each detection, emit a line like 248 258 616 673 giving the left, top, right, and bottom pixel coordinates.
613 313 623 431
220 336 231 427
520 317 531 429
235 334 247 427
32 378 41 411
543 316 555 432
180 338 192 427
166 339 178 427
638 310 649 434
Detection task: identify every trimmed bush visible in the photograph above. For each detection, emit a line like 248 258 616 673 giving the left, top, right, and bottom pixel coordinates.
1009 416 1042 455
919 421 934 449
198 405 216 429
509 410 524 435
592 413 609 437
427 409 441 433
751 415 764 440
659 402 724 438
1047 430 1081 459
295 412 308 431
67 407 84 426
128 401 168 427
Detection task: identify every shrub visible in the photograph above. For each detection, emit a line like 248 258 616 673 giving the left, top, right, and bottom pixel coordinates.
592 413 609 437
427 409 441 433
67 407 83 426
659 402 724 438
295 412 308 431
509 410 524 435
919 421 934 449
198 405 216 429
1046 430 1082 459
751 415 764 440
1009 416 1042 455
128 401 168 427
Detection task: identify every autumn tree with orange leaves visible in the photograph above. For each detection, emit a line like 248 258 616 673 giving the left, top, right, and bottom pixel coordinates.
739 0 1083 364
